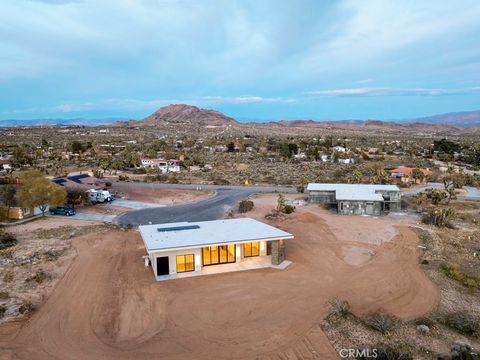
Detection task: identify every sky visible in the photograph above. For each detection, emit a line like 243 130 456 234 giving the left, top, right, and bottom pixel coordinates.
1 0 480 122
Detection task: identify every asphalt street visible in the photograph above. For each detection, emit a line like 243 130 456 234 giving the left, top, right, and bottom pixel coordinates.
114 182 296 226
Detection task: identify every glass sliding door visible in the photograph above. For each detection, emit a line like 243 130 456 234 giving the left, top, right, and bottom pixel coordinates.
243 242 260 257
202 245 236 266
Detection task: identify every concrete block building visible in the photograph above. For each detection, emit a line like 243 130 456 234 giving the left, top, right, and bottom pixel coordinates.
307 183 401 215
139 218 294 281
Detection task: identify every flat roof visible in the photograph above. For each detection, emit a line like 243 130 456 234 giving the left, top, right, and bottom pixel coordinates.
139 218 294 252
306 183 400 202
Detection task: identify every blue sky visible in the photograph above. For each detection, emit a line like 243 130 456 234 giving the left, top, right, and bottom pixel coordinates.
1 0 480 122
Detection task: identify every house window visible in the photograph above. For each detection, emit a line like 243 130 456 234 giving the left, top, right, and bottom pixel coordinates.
243 242 260 257
202 245 236 266
176 254 195 273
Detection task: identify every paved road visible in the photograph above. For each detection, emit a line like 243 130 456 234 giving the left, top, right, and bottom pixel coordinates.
114 182 296 226
403 182 480 200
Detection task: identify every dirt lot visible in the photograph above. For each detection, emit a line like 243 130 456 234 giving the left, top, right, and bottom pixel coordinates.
75 204 131 216
110 185 213 205
0 194 439 359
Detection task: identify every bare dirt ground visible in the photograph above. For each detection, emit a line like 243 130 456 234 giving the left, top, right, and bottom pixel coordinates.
0 217 115 327
110 185 213 206
0 194 438 359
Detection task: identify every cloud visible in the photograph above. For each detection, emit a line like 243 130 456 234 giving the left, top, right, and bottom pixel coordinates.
304 87 480 97
1 95 297 115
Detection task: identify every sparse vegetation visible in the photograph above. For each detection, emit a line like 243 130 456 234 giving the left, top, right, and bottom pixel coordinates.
238 200 254 213
0 231 17 250
363 312 398 334
442 262 479 289
18 301 34 315
442 311 480 337
325 299 351 322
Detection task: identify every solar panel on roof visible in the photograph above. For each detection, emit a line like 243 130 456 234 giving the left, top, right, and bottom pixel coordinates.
157 225 200 232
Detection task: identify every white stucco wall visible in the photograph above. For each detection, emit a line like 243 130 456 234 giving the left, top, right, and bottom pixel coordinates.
149 241 269 278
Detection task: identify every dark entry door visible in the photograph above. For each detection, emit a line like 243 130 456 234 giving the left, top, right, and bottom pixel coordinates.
156 256 169 276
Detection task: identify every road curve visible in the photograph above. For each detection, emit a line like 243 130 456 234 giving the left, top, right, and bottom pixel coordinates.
114 182 297 226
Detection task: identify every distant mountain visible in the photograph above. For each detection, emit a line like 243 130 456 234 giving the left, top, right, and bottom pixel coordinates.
0 117 125 127
271 118 460 133
405 110 480 128
115 104 238 127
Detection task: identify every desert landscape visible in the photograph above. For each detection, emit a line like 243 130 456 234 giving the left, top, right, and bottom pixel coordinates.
2 1 480 359
0 194 444 359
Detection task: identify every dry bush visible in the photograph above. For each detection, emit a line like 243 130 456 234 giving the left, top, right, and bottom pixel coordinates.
25 270 49 284
0 232 17 250
363 312 398 334
3 270 14 283
238 200 254 213
0 305 5 318
0 291 9 300
442 262 479 289
325 299 351 322
442 311 479 337
18 301 34 315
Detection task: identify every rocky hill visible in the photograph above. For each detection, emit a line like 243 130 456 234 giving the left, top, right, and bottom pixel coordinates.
116 104 238 127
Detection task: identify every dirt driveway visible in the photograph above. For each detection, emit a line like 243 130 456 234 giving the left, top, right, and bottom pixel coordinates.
0 196 439 360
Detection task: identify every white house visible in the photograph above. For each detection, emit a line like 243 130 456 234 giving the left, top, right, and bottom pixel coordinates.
141 158 181 173
139 218 294 281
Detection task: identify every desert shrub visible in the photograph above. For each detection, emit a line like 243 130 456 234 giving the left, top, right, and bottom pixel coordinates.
296 185 305 193
238 200 254 213
363 313 397 334
442 262 479 289
0 305 5 318
44 249 64 261
413 316 436 328
18 301 34 315
118 175 129 181
422 207 455 227
283 204 295 214
3 271 14 283
443 311 479 336
0 232 17 250
325 299 351 322
0 291 9 300
449 340 476 360
105 181 112 187
25 270 48 284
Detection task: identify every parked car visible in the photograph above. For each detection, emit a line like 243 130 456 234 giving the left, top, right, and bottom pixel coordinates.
49 206 76 216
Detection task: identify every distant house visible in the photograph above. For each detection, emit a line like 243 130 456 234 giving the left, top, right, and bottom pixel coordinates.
307 183 401 215
390 167 432 185
52 173 106 190
333 146 346 153
0 207 34 221
0 159 12 172
141 159 181 173
139 218 294 281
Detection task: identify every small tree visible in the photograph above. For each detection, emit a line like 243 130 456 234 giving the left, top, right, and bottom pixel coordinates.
276 193 286 213
238 200 254 213
18 170 67 216
411 168 425 184
65 187 85 208
424 188 447 205
423 207 456 227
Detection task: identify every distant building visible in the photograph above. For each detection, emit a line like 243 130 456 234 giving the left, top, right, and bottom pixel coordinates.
390 167 432 185
141 159 181 173
307 183 401 215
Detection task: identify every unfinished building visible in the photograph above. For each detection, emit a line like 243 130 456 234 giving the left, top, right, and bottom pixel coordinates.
307 183 401 215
